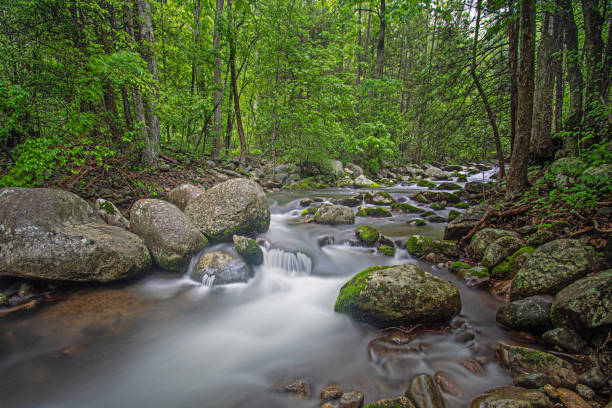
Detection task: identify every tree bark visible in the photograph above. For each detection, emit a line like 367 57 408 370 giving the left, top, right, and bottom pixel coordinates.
228 0 246 166
191 0 200 96
212 0 225 161
581 0 605 137
508 0 519 155
553 9 564 134
506 0 536 197
375 0 385 79
357 4 362 85
531 12 555 163
470 0 505 178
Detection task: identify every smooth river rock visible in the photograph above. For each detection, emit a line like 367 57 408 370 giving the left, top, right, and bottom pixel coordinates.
335 264 461 328
444 205 490 241
130 199 208 272
233 234 263 265
190 250 252 285
167 183 205 211
470 386 551 408
0 187 151 282
315 203 355 224
365 397 416 408
185 178 270 241
405 374 446 408
495 295 552 333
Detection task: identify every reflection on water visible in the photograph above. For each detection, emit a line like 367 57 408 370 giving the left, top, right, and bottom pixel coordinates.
0 173 518 408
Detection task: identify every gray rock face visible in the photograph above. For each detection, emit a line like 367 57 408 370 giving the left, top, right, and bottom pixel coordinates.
424 165 447 179
464 181 495 194
482 236 524 269
185 178 270 242
542 328 588 353
190 250 252 285
330 159 344 178
346 163 364 177
444 205 490 241
315 203 355 225
468 228 521 262
550 269 612 331
130 199 208 272
233 234 263 265
354 174 376 188
546 157 586 188
405 374 446 408
335 264 461 328
511 239 594 300
0 187 151 282
167 183 205 211
470 386 551 408
94 198 130 230
495 295 553 333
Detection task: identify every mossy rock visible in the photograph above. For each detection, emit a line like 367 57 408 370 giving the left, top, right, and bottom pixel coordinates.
408 218 427 226
454 202 469 209
457 266 489 280
355 225 380 247
416 191 461 204
436 182 462 191
301 207 317 216
334 264 462 328
412 193 429 203
495 295 553 333
356 206 392 217
444 204 491 241
421 210 435 217
449 261 470 273
468 228 521 262
233 234 263 265
406 235 459 258
448 210 461 222
365 396 415 408
379 244 395 256
417 179 436 188
391 203 425 213
430 202 446 210
545 157 587 188
364 191 396 205
482 236 524 269
470 386 551 408
491 246 535 279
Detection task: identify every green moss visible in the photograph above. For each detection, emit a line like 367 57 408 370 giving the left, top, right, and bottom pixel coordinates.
449 261 470 273
356 206 392 217
356 225 380 244
391 202 424 213
413 193 429 203
448 209 461 221
417 179 436 188
334 265 392 312
421 210 435 217
491 259 512 278
408 218 426 226
406 235 422 255
457 267 489 280
431 202 446 210
99 200 115 215
379 244 395 256
301 207 317 216
364 396 414 408
454 202 469 209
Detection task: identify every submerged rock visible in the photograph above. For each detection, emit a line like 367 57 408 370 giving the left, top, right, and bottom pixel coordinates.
444 205 491 241
167 183 205 211
355 225 379 247
334 264 461 328
94 198 130 230
470 386 551 408
495 296 552 333
130 199 208 272
0 187 151 282
190 250 252 285
511 239 594 300
357 206 392 217
185 178 270 242
315 203 355 224
405 374 446 408
233 235 263 265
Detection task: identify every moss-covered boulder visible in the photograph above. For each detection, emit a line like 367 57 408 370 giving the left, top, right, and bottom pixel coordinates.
450 261 470 273
357 206 392 217
233 234 263 265
94 198 130 230
454 202 469 209
413 191 460 204
546 157 587 188
301 207 317 216
315 203 355 224
448 210 461 222
430 202 446 210
542 327 588 353
405 374 445 408
511 239 594 300
496 343 578 387
365 397 415 408
130 199 208 272
167 183 205 211
355 225 380 247
550 269 612 331
406 235 459 259
464 181 496 194
579 164 612 188
470 386 551 408
0 187 151 282
468 228 521 262
364 191 396 205
334 264 462 328
391 203 425 213
338 195 362 207
482 236 524 269
190 250 252 285
354 174 379 188
436 182 462 191
417 179 436 188
444 205 491 241
408 218 427 226
495 295 553 333
185 178 270 241
491 247 535 279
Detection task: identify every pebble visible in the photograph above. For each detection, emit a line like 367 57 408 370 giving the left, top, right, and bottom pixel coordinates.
339 390 364 408
542 384 558 399
557 387 590 408
574 384 595 400
320 385 343 402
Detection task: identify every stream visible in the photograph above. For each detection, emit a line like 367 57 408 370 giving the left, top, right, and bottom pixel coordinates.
0 168 522 407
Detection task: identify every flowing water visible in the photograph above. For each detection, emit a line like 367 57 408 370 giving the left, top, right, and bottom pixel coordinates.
0 168 519 408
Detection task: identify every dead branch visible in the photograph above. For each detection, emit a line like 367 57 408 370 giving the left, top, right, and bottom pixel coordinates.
459 205 529 245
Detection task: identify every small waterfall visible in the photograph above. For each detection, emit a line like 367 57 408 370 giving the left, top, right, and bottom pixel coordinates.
201 274 216 287
264 248 312 276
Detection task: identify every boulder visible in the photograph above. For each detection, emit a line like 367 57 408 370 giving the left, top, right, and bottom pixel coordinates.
346 163 364 177
580 164 612 188
482 236 524 269
391 203 425 213
468 228 521 261
364 191 395 205
185 178 270 241
339 390 364 408
491 247 535 279
546 157 586 188
315 203 355 224
413 191 460 204
354 174 378 188
406 235 459 259
330 159 344 178
190 250 252 285
405 374 445 408
436 182 462 191
444 205 490 241
356 206 392 217
497 343 578 388
233 234 263 265
550 269 612 331
424 165 447 179
94 198 130 230
167 183 205 211
0 187 151 282
495 295 553 333
334 264 462 327
355 225 380 247
470 386 551 408
542 328 588 353
365 397 415 408
511 239 594 300
130 199 208 272
464 181 495 194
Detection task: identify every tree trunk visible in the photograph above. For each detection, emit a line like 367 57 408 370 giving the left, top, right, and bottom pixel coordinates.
191 0 200 96
228 0 246 166
135 0 160 166
375 0 385 79
357 4 362 85
506 0 536 197
121 85 133 131
581 0 605 137
558 0 583 153
470 0 505 178
531 12 555 163
212 0 225 161
553 9 564 134
508 0 519 156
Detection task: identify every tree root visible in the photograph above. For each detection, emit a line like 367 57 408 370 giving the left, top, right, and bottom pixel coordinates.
459 205 529 246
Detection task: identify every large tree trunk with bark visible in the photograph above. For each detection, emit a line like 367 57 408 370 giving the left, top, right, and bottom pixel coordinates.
553 9 564 134
227 0 246 166
581 0 605 138
375 0 385 79
508 0 519 156
212 0 225 161
531 12 555 163
506 0 536 197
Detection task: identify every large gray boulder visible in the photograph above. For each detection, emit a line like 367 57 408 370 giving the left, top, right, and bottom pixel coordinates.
468 228 521 261
424 165 447 179
167 183 205 211
482 236 524 269
190 250 252 285
444 205 490 241
511 239 594 300
345 163 364 177
314 203 355 225
233 234 263 265
185 178 270 242
130 199 208 272
0 187 151 282
495 295 553 333
354 174 377 188
335 264 461 327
